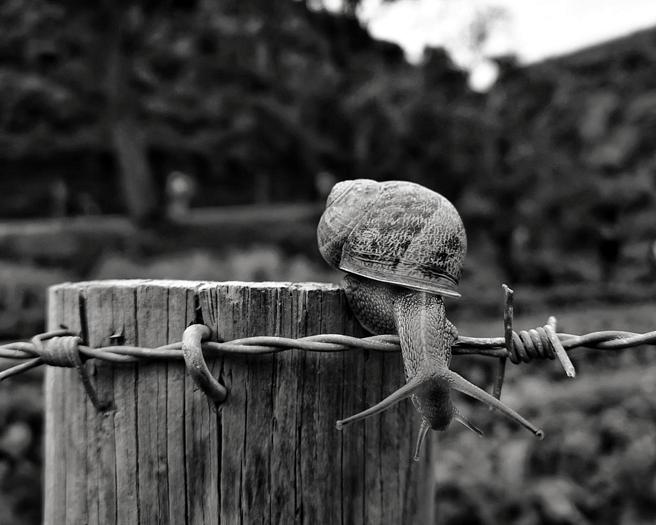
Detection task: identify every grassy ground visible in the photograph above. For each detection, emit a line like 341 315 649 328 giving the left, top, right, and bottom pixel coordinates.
435 302 656 525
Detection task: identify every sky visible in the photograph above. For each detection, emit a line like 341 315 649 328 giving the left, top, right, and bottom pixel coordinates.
348 0 656 90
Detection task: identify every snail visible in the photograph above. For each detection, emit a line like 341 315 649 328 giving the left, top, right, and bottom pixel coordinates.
317 179 543 460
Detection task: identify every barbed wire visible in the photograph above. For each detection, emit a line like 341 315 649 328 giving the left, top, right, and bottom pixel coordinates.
0 284 654 408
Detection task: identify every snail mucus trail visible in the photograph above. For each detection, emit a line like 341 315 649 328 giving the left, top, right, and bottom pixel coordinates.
317 179 544 460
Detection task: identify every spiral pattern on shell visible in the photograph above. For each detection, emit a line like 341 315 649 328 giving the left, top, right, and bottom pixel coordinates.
317 179 467 297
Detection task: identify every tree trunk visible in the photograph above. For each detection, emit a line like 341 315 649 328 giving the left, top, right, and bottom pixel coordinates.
105 7 159 223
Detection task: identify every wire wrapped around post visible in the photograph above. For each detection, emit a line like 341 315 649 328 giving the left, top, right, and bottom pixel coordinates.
182 323 227 404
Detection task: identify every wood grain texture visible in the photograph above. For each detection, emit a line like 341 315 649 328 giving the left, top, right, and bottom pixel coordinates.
44 280 433 524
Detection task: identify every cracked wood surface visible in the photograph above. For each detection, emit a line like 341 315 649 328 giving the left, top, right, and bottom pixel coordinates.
44 280 433 524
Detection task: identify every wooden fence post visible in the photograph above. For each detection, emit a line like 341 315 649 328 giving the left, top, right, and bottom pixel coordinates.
44 280 434 524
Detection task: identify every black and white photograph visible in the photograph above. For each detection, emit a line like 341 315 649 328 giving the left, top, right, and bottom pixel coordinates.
1 0 656 523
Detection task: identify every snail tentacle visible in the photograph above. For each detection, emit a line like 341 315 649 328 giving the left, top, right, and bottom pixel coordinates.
454 409 484 436
335 371 429 430
413 419 432 462
442 368 544 439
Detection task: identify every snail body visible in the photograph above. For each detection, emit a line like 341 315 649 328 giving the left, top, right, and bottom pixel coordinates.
318 179 543 459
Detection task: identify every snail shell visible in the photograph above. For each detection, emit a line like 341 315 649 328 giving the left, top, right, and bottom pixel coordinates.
317 179 467 298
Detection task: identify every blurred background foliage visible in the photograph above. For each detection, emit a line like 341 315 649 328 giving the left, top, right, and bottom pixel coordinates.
0 0 655 523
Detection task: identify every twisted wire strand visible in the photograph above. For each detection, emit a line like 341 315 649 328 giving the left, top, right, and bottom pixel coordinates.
1 324 655 407
1 328 655 371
